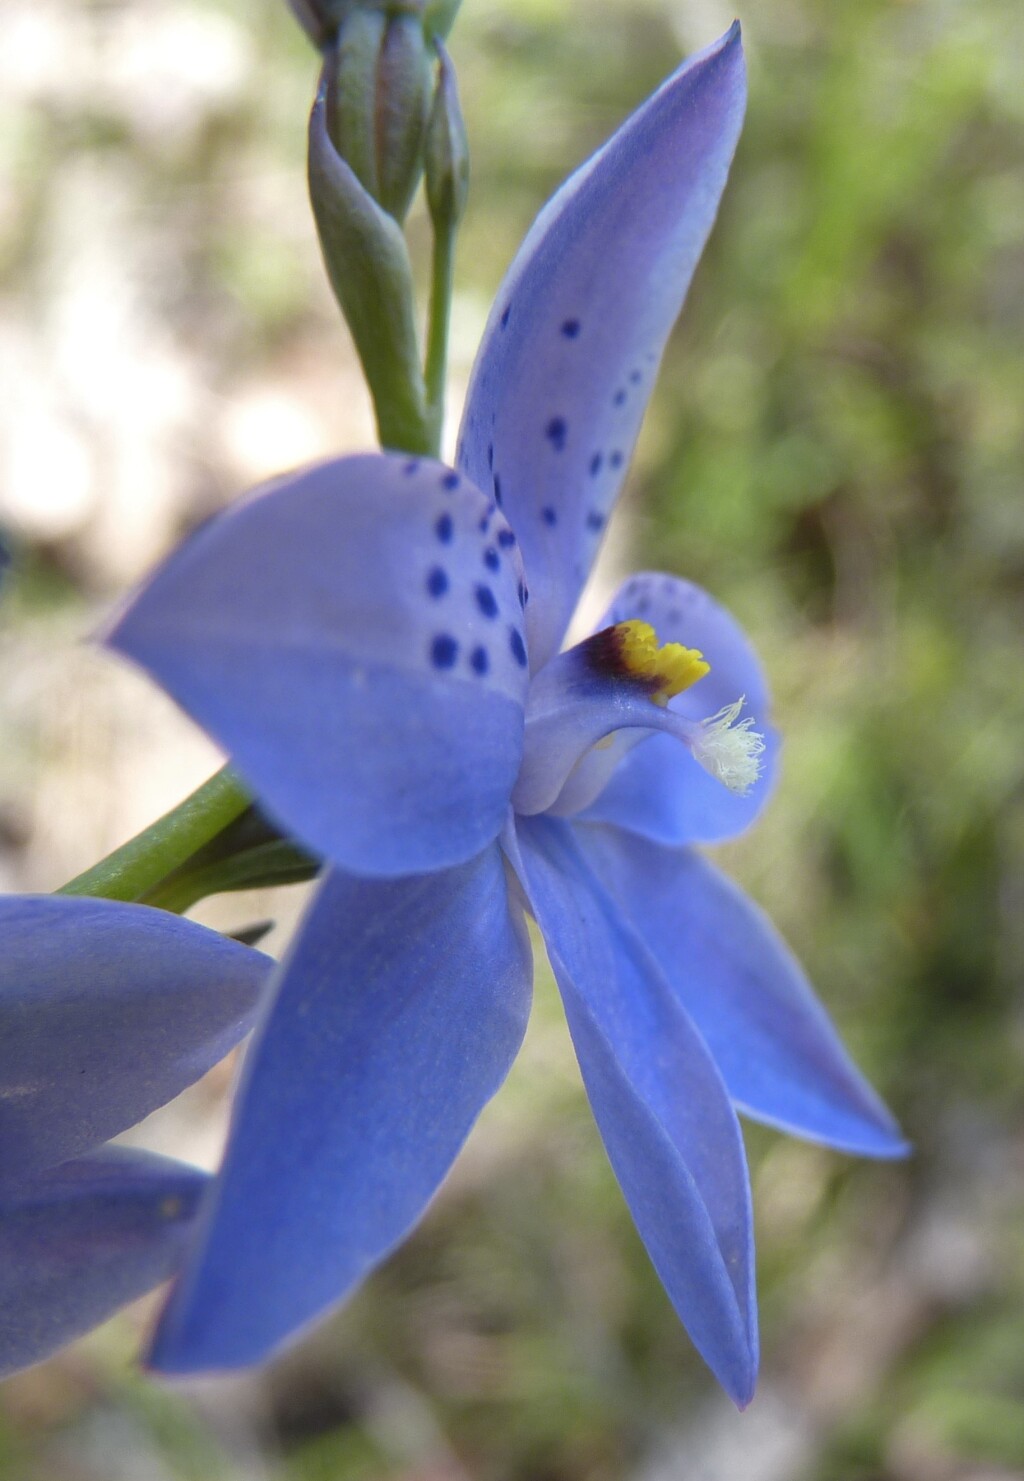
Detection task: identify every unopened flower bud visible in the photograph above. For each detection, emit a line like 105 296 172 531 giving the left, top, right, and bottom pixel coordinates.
322 2 436 223
424 42 469 231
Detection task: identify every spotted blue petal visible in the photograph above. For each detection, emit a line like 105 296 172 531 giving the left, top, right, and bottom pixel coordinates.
579 572 779 842
0 896 270 1187
576 826 909 1157
458 26 747 668
150 844 532 1372
512 816 758 1406
0 1147 207 1379
107 454 530 878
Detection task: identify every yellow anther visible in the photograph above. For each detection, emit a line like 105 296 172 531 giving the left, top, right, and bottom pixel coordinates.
613 619 710 703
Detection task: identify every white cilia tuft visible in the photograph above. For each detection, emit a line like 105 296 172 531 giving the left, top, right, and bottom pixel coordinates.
691 697 765 795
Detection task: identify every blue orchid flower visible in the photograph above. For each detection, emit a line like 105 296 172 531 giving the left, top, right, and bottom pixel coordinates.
0 894 268 1373
0 1144 210 1379
107 26 906 1406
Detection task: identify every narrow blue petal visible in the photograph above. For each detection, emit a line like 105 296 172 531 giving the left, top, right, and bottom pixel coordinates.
458 27 747 668
580 572 778 843
577 828 909 1157
0 897 270 1186
150 845 532 1372
0 1147 207 1379
511 816 757 1406
108 455 529 878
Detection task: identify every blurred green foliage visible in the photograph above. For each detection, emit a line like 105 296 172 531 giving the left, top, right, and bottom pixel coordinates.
1 0 1021 1477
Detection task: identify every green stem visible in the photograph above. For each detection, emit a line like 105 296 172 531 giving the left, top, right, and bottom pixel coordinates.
57 766 252 904
424 217 456 453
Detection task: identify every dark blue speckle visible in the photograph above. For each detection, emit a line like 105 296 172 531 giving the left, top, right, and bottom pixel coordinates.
487 442 494 469
470 646 489 676
500 306 511 329
479 513 491 533
431 634 458 668
609 450 624 469
541 506 557 527
441 470 460 490
475 585 499 618
586 511 604 532
630 369 642 385
403 459 420 476
493 475 503 506
517 581 527 608
426 566 448 598
497 528 516 549
613 389 626 407
589 453 603 477
545 416 568 452
435 513 454 543
484 547 500 572
561 319 581 339
509 628 528 667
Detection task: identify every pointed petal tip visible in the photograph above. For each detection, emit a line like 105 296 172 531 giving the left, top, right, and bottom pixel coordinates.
734 1099 912 1162
718 1335 758 1410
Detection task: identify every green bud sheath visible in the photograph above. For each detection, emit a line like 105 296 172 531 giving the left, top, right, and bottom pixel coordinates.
309 78 432 452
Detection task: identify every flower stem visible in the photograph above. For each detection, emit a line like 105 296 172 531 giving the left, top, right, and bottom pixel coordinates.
57 766 252 905
424 216 456 454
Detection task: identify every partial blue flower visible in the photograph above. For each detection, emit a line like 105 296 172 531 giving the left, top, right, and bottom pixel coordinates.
0 1145 208 1379
0 895 271 1186
107 24 906 1406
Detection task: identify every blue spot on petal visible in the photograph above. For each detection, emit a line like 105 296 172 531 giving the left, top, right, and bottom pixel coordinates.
484 547 500 572
630 369 642 385
470 646 489 676
589 453 603 477
500 306 511 329
586 511 604 532
435 513 454 543
541 506 557 527
487 442 494 470
441 470 460 490
613 389 626 407
403 459 420 475
561 319 581 339
475 585 499 618
509 629 528 668
431 634 458 668
497 528 516 549
427 567 448 598
545 417 568 451
609 450 624 469
493 475 503 506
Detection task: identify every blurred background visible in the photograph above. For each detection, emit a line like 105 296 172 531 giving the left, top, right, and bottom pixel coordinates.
1 0 1022 1476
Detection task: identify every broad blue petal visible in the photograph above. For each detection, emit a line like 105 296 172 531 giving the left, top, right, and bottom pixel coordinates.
108 455 530 878
576 826 909 1158
0 1147 207 1379
511 816 757 1406
580 572 779 843
150 844 532 1372
0 896 270 1186
458 28 746 668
